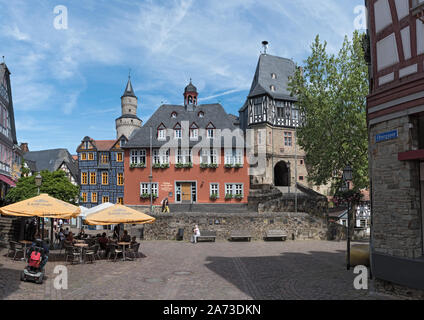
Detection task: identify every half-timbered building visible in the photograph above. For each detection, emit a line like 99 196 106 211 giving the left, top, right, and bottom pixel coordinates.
366 0 424 294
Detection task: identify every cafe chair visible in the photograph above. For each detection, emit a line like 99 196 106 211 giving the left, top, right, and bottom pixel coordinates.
8 241 24 260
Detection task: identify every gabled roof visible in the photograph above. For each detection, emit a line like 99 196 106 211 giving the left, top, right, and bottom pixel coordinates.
244 54 298 105
125 103 240 148
23 148 78 179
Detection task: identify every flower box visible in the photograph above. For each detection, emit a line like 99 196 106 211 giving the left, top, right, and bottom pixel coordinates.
152 163 162 169
175 163 184 169
234 194 243 200
130 163 145 169
208 163 218 169
210 194 218 200
161 163 170 169
224 164 233 169
200 163 209 169
140 193 158 199
225 194 233 200
183 162 193 168
234 163 243 169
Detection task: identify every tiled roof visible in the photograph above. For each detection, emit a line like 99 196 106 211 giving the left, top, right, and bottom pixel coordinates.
93 140 116 151
23 149 78 178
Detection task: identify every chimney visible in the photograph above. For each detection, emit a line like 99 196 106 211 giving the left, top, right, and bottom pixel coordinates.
20 143 29 153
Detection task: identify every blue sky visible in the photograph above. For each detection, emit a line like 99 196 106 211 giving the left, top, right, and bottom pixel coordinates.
0 0 366 154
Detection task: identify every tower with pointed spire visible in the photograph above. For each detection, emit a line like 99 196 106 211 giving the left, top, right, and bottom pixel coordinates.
115 76 142 139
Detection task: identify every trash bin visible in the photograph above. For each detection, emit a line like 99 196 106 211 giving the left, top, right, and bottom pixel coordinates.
176 228 184 241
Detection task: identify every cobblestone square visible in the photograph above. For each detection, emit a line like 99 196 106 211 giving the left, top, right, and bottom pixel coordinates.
0 240 396 300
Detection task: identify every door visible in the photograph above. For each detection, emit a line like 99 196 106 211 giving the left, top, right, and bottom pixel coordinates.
181 183 192 202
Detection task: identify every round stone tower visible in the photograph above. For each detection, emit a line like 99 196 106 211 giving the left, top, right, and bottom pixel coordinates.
115 76 142 139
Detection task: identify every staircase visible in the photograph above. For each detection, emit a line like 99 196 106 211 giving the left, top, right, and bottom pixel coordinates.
0 216 21 246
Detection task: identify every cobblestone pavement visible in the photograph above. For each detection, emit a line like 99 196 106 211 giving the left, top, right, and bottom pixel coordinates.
0 240 399 300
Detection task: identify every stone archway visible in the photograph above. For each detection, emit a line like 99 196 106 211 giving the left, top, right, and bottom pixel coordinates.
274 161 290 187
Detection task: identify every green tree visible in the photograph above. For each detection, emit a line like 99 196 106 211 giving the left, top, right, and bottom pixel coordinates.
288 31 369 193
5 170 80 204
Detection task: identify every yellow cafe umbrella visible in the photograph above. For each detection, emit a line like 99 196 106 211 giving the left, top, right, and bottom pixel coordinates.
0 193 81 219
84 204 155 226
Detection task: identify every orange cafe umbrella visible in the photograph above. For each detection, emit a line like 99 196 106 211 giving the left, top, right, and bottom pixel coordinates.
0 193 81 219
84 204 155 226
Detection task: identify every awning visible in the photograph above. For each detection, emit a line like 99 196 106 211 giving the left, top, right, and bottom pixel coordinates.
398 149 424 161
0 174 16 187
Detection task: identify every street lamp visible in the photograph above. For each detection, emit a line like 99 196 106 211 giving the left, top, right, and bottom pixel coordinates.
342 165 353 270
34 173 43 240
35 173 42 195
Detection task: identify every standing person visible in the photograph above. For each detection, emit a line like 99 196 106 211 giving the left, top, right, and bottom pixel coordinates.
53 219 57 231
161 197 170 213
191 225 200 244
113 224 121 240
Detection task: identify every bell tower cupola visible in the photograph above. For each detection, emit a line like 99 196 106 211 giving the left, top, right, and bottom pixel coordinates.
184 79 198 108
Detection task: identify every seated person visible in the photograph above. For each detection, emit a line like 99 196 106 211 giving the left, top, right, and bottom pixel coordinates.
130 236 138 245
77 227 85 239
64 227 70 237
66 231 76 244
120 230 131 243
98 232 109 250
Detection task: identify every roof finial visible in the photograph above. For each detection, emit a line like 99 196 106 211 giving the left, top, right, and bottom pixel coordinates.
262 41 269 55
1 56 4 64
128 68 131 79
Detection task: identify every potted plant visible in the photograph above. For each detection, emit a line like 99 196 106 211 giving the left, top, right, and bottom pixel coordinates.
234 163 243 169
161 163 170 169
234 194 243 200
200 163 209 169
225 193 233 200
224 163 233 169
140 193 150 199
175 163 184 169
209 163 218 169
183 162 193 169
210 193 218 200
153 163 161 169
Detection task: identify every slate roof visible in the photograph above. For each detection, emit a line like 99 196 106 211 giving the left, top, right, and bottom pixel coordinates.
0 63 6 81
125 104 242 148
122 77 136 98
184 81 197 93
23 149 78 179
240 54 297 112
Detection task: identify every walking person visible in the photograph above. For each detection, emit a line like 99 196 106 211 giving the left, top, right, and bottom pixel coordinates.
191 225 200 244
161 197 170 213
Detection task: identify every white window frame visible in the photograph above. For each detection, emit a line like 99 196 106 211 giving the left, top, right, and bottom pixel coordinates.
175 148 192 164
158 129 166 141
140 182 159 196
174 128 182 139
225 183 244 196
190 128 198 140
130 149 146 164
210 183 219 197
207 128 214 139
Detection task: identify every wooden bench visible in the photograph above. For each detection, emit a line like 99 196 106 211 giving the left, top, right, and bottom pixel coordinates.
230 230 252 242
197 230 217 242
264 229 287 241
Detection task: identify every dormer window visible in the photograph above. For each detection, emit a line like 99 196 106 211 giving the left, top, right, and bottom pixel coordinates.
190 123 199 140
157 123 166 141
174 123 182 139
270 85 276 92
271 73 277 79
206 123 215 139
198 111 204 118
171 112 177 118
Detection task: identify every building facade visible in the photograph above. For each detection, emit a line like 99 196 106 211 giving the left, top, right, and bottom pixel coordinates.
366 0 424 293
239 53 331 195
76 136 127 208
0 63 22 205
123 81 250 206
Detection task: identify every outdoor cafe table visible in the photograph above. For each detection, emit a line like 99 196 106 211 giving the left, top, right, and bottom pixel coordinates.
117 242 132 261
74 243 88 264
19 240 32 260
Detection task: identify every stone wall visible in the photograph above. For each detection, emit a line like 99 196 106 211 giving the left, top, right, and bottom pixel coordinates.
369 116 423 258
127 211 343 242
256 184 329 219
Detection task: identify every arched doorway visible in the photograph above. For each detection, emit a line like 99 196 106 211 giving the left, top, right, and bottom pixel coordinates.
274 161 290 186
